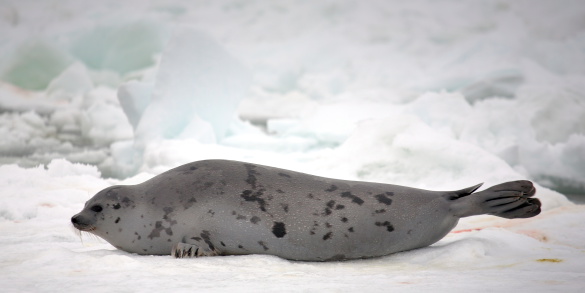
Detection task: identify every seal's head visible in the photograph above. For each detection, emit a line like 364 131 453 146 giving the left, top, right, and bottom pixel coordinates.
71 186 137 247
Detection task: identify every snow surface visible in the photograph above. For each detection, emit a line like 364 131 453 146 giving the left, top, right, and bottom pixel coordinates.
1 0 585 292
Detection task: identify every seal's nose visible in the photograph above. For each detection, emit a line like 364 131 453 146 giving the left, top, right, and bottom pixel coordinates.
71 215 80 224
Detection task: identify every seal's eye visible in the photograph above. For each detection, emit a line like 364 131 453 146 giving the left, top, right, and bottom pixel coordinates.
90 205 103 213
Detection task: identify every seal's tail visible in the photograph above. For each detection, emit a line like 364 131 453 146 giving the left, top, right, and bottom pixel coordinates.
447 180 541 219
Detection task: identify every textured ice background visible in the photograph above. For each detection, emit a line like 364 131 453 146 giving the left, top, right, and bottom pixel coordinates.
1 0 584 292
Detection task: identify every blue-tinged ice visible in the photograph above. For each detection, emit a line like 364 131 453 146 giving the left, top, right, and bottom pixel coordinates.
111 27 251 177
69 20 168 75
117 81 154 129
131 27 250 145
0 40 73 91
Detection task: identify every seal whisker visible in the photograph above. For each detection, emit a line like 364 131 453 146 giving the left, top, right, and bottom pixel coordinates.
80 231 102 243
71 224 81 238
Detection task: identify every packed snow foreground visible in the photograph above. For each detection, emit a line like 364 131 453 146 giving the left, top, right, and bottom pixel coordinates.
1 0 584 292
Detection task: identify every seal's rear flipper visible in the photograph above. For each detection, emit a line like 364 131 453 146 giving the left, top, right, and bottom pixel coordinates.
448 180 541 219
447 183 484 199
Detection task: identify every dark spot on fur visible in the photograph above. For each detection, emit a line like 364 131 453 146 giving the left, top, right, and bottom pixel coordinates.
236 214 247 220
375 193 393 205
184 197 197 209
189 166 198 171
220 241 226 247
348 227 354 232
250 216 261 224
258 241 269 251
375 221 394 232
375 209 386 214
115 217 120 223
340 192 364 205
231 211 237 215
325 185 338 192
121 196 132 206
341 217 348 223
325 222 332 228
113 203 121 210
307 193 315 199
200 230 215 251
276 189 285 193
244 164 260 189
148 221 164 239
278 172 291 178
323 232 333 240
323 208 332 216
326 200 335 208
163 207 174 219
407 230 412 235
238 245 244 249
309 221 318 235
191 237 202 241
335 204 345 210
280 203 289 213
272 222 287 238
165 227 173 236
240 189 268 212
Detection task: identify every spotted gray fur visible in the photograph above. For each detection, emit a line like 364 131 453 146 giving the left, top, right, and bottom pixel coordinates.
72 159 541 261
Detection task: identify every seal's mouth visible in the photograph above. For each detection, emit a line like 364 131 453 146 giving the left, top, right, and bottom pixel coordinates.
71 214 97 232
72 223 97 232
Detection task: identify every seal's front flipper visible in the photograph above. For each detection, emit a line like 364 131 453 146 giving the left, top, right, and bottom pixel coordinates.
172 242 199 258
172 232 221 258
171 242 221 258
449 180 541 219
